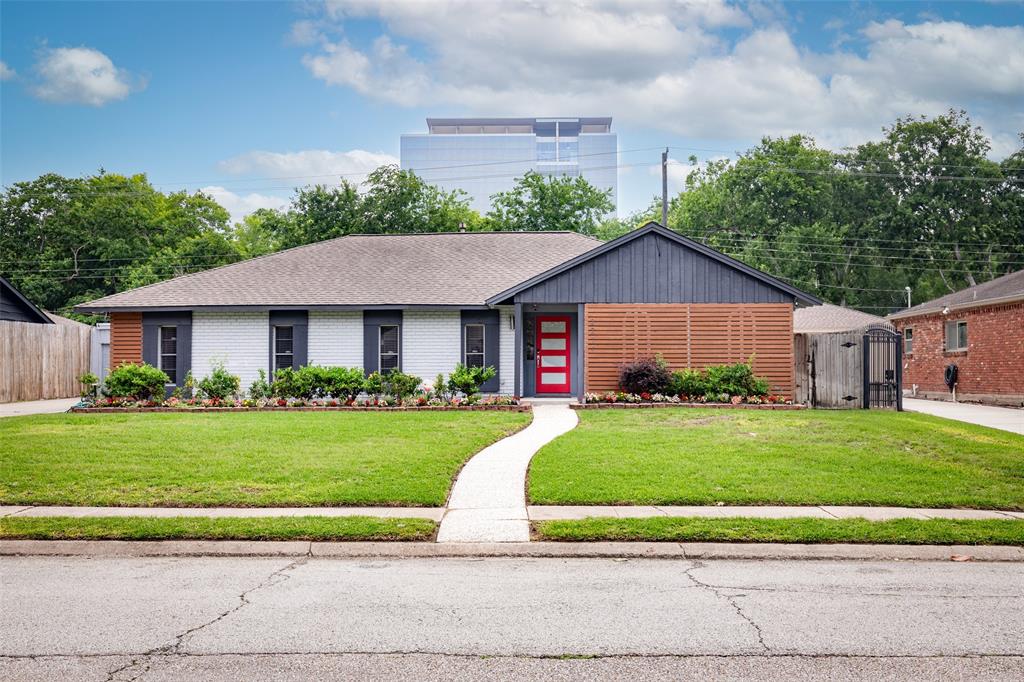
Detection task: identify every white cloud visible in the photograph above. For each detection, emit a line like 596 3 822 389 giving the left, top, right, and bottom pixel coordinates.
298 2 1024 153
217 148 399 182
201 186 290 224
0 61 15 80
31 47 141 106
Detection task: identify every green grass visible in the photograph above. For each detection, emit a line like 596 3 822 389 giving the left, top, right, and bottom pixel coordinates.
534 517 1024 545
0 411 531 507
528 409 1024 509
0 515 436 541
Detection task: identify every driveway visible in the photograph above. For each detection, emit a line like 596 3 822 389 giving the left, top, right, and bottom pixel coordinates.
0 398 78 418
904 398 1024 435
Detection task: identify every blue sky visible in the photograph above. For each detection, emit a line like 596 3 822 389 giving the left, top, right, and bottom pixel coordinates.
2 1 1022 221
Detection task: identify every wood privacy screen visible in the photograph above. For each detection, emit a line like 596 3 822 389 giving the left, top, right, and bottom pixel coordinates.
583 304 794 395
109 312 143 367
0 320 92 402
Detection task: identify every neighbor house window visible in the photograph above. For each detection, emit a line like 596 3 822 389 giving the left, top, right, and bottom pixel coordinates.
379 325 400 372
904 328 913 355
944 320 967 352
464 324 485 368
159 326 177 385
274 325 293 373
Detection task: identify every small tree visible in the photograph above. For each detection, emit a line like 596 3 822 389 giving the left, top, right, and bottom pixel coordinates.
248 370 272 400
77 372 99 399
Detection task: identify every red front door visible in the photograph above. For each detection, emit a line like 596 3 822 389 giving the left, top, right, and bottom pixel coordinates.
535 316 571 393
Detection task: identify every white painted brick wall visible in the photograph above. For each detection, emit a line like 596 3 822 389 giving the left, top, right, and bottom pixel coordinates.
191 311 268 391
401 311 461 388
498 306 516 395
308 311 363 368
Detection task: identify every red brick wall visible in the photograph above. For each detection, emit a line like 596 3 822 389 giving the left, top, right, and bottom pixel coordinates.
892 302 1024 396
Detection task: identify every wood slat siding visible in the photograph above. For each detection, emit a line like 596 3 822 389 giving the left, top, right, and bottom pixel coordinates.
110 312 143 367
0 320 92 402
584 304 794 396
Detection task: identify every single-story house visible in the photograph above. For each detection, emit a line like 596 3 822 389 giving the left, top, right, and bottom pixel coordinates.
888 268 1024 406
76 222 821 400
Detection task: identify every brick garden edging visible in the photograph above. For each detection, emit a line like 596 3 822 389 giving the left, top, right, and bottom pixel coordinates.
572 402 804 410
72 404 531 414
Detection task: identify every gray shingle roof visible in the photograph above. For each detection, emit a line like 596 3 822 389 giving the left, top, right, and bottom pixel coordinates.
76 232 601 312
888 268 1024 320
794 304 889 333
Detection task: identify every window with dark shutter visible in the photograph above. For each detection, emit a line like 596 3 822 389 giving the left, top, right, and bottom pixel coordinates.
274 326 294 374
465 324 485 368
159 326 177 384
380 325 399 372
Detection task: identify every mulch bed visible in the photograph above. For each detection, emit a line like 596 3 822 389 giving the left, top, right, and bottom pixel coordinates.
72 404 531 413
572 402 803 410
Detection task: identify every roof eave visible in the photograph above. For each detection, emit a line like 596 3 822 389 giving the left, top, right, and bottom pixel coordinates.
1 276 53 324
888 292 1024 321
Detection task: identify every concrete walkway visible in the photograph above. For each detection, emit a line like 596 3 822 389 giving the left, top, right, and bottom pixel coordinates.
0 398 78 418
437 402 578 543
905 397 1024 435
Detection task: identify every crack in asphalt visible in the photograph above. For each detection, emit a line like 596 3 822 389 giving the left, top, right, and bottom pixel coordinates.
102 557 308 681
683 562 769 653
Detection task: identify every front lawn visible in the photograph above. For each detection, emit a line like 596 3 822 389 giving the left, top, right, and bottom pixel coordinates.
528 409 1024 509
0 515 435 541
0 411 530 507
534 517 1024 546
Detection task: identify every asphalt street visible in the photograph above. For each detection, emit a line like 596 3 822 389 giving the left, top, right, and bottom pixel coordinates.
2 556 1022 680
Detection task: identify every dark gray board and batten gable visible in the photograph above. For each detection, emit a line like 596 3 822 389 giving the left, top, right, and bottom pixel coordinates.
487 223 821 306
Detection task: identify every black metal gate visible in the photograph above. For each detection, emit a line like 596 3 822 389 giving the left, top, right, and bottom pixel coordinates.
862 327 902 410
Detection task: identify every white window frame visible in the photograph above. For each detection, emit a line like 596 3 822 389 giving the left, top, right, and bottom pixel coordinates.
944 320 968 352
464 323 486 369
273 325 294 374
159 326 177 385
904 327 913 355
379 324 400 372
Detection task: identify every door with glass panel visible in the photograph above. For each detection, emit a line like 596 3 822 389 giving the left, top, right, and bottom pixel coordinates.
535 316 571 393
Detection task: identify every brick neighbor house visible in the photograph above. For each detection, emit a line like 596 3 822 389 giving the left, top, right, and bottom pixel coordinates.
888 268 1024 407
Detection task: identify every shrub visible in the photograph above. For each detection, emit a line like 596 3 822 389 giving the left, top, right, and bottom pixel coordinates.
433 373 449 401
668 368 705 397
448 363 496 397
196 362 241 400
704 360 768 398
321 366 366 400
103 363 169 400
383 369 422 400
248 370 272 400
270 367 301 398
618 357 672 395
363 371 386 398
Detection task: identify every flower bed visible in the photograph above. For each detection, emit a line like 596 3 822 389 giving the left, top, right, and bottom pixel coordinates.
577 392 801 410
73 395 527 413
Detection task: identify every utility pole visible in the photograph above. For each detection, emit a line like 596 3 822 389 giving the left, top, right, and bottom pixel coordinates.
661 148 668 226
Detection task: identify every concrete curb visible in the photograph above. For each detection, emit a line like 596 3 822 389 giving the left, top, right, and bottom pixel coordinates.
2 539 1021 561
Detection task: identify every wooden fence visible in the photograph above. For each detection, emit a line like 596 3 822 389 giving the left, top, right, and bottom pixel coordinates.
0 320 92 402
583 303 794 395
794 326 900 409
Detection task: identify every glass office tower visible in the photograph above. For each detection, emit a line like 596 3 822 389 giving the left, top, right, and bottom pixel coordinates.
400 117 617 215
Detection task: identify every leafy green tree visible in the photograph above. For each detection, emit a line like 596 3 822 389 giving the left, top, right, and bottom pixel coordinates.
0 172 238 318
487 171 614 234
